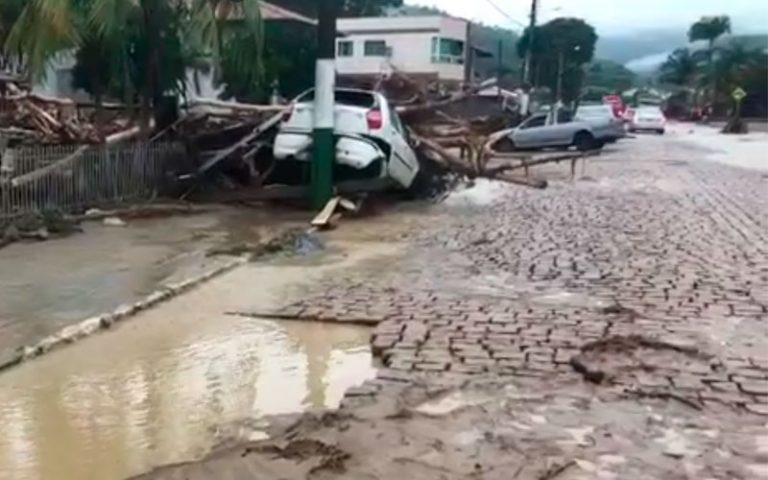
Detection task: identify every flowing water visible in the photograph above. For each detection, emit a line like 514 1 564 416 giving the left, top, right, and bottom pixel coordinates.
0 247 392 480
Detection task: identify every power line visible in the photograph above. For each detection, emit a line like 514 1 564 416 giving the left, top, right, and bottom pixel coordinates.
482 0 527 29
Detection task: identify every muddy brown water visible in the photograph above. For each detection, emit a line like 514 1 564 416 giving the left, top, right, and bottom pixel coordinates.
0 244 397 480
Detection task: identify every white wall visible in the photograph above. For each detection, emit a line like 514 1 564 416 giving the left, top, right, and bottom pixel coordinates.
336 16 467 82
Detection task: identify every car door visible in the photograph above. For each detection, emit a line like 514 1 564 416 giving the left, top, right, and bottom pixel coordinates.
548 109 577 146
385 101 419 188
512 113 549 148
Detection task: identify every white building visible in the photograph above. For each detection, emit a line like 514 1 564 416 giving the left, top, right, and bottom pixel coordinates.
335 16 489 85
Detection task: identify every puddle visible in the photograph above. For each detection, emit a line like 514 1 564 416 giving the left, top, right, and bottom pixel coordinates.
0 318 374 480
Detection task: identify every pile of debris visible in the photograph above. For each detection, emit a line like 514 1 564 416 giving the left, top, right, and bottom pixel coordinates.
0 79 134 145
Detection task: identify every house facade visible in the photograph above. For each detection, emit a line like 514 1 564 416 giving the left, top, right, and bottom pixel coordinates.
335 16 482 84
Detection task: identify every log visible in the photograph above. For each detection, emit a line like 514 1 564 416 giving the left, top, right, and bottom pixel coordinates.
10 145 89 187
186 99 286 114
197 110 283 174
397 78 498 116
10 125 142 187
504 151 600 171
495 172 548 189
412 134 474 175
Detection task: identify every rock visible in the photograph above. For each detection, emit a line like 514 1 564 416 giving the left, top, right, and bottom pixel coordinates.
85 208 104 217
3 224 20 241
103 217 127 227
25 227 49 241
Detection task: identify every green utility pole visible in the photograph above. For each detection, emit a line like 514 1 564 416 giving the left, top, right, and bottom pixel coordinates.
311 0 337 209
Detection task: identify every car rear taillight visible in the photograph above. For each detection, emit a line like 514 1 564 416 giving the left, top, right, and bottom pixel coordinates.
366 109 383 130
281 106 293 123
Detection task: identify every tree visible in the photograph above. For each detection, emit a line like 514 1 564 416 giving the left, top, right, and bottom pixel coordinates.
4 0 263 132
584 60 636 93
659 48 701 87
0 0 24 74
517 17 598 102
270 0 403 17
688 15 731 106
688 16 731 45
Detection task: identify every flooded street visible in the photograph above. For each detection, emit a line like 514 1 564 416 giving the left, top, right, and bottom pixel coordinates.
0 241 399 480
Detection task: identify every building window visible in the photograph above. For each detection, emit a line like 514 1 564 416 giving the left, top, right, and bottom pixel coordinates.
431 37 465 64
364 40 389 57
337 41 354 57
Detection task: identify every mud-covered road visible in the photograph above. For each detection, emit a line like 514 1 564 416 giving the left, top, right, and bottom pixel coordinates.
2 126 768 480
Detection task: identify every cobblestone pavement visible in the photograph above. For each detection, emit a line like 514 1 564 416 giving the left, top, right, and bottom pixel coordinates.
264 136 768 416
145 135 768 479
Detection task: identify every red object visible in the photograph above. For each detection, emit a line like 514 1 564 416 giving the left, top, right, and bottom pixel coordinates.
603 95 626 118
281 106 293 123
366 109 383 130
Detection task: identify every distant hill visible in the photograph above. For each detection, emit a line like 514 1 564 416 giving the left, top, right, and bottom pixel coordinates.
596 29 687 66
598 29 768 73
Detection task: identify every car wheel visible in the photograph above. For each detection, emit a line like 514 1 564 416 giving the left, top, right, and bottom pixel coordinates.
657 129 665 135
573 131 596 152
494 137 516 152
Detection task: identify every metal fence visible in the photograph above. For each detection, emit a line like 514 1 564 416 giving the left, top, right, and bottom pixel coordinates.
0 142 183 220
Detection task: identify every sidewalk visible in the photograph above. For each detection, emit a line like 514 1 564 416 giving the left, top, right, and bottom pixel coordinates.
0 205 304 368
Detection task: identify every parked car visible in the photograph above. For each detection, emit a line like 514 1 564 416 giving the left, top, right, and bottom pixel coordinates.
603 94 627 118
273 88 420 189
574 104 626 143
505 107 622 151
628 106 666 134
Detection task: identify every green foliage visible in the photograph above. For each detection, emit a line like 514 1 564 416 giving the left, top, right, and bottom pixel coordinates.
660 15 765 116
270 0 403 17
219 21 316 102
584 60 636 92
688 16 731 45
3 0 264 127
517 17 598 102
658 48 702 87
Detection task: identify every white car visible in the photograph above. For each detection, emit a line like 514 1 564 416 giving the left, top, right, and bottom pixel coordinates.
628 107 666 134
273 88 420 189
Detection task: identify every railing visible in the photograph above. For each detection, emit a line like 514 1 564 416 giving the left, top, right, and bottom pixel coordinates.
0 142 183 220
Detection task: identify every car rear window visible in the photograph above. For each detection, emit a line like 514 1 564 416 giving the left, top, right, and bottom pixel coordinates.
296 89 377 108
577 106 612 118
637 109 663 119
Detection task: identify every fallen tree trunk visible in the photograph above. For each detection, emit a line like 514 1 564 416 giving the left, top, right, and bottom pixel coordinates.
495 172 548 189
186 99 286 114
397 79 498 116
10 125 142 188
197 111 283 174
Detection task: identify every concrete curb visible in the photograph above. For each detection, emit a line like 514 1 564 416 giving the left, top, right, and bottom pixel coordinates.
0 257 246 373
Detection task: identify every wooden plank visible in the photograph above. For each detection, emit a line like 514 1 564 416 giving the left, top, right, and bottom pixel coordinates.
311 196 341 227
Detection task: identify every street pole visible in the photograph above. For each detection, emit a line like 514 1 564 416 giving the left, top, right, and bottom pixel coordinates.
312 0 336 209
556 50 564 103
522 0 538 84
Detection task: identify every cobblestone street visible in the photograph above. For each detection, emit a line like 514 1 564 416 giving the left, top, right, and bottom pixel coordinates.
272 134 768 414
61 130 768 479
145 132 768 480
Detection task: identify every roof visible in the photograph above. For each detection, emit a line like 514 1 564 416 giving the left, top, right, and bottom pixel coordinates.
259 1 316 25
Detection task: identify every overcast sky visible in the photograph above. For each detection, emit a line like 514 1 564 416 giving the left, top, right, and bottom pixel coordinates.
407 0 768 35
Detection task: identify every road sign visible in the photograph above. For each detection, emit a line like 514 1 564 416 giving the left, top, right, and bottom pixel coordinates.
732 87 747 101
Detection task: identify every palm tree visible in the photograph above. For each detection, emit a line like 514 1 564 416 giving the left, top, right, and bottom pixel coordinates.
688 16 731 106
659 48 701 87
3 0 263 132
688 16 731 45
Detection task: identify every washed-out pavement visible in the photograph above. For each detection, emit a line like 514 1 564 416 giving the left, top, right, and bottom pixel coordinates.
3 127 768 479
